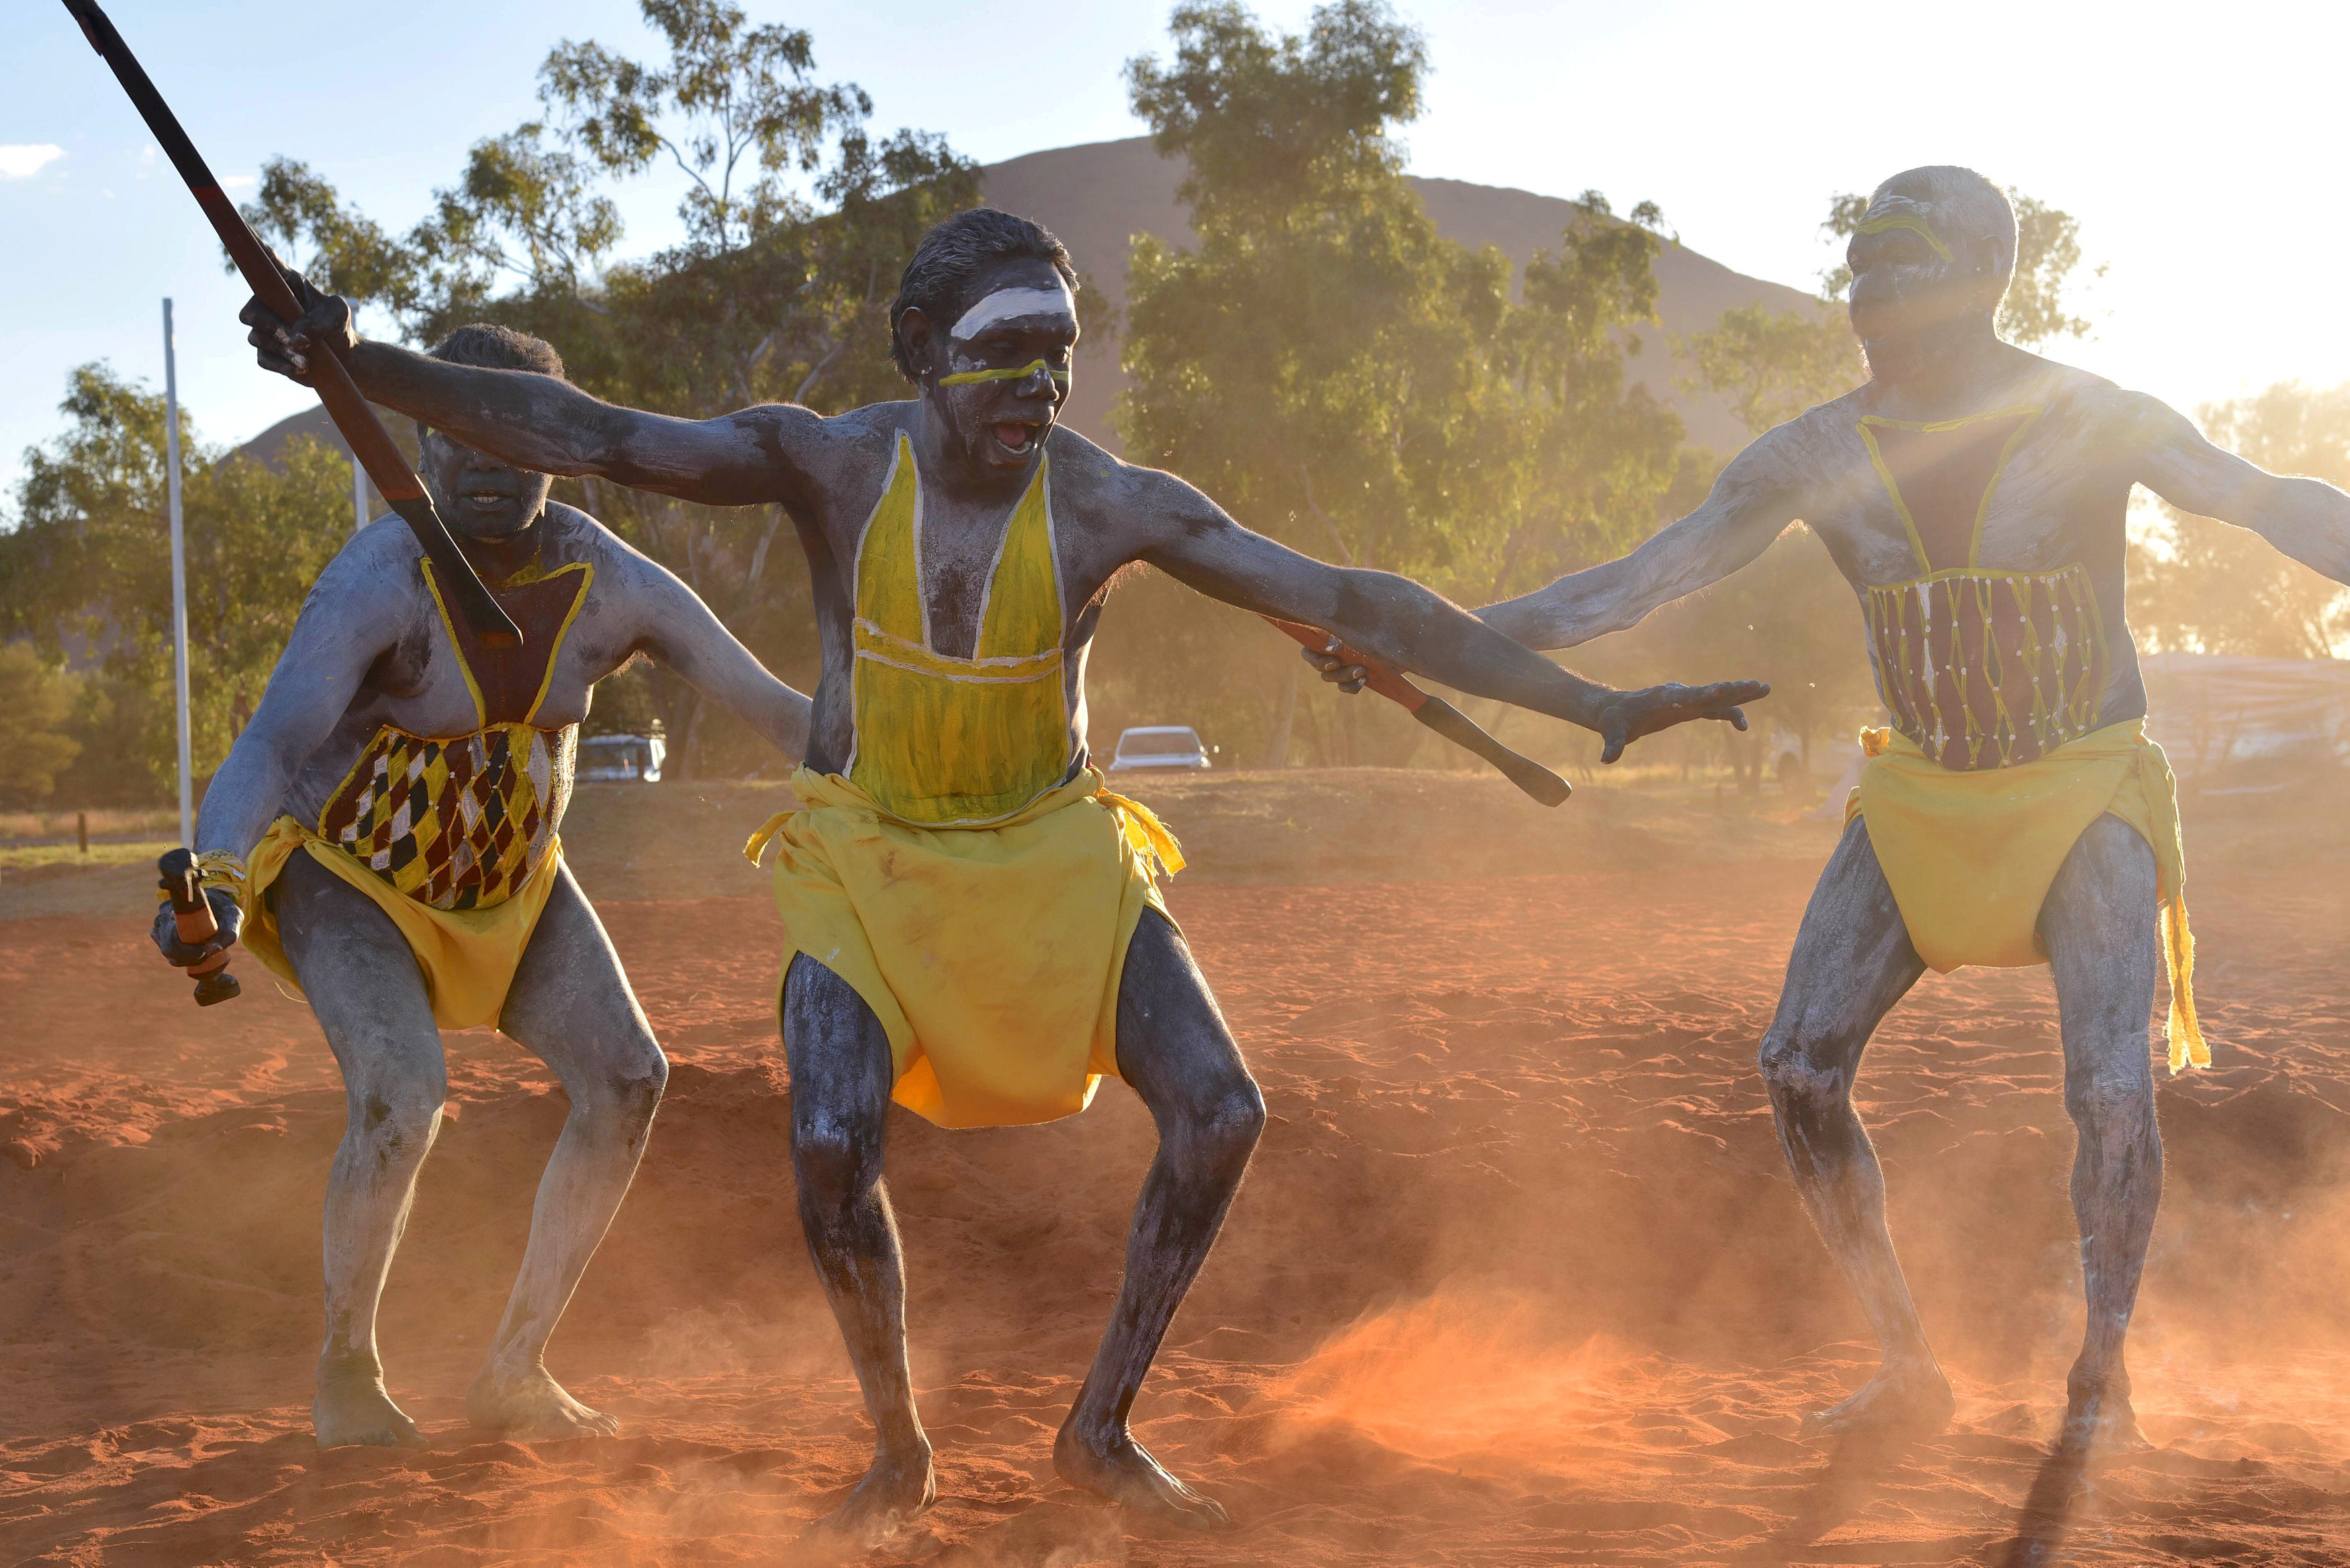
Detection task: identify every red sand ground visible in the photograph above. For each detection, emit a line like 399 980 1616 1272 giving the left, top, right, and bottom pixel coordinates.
5 772 2350 1565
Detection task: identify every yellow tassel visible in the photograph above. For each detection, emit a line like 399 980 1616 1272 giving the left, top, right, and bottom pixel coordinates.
1092 787 1185 879
744 811 796 868
2163 895 2209 1073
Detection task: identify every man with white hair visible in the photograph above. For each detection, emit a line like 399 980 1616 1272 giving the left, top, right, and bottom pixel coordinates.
1317 165 2350 1454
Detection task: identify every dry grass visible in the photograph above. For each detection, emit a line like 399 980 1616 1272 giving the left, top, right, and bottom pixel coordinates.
0 808 177 844
0 840 175 871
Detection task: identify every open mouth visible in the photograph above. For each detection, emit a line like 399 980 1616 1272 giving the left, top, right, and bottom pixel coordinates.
992 421 1044 456
463 489 515 509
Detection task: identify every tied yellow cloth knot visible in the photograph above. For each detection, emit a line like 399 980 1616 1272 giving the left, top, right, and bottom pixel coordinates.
747 771 1184 879
1848 720 2208 1074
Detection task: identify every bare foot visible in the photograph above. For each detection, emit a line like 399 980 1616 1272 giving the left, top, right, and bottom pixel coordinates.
1798 1361 1956 1441
804 1445 936 1553
466 1361 620 1440
1055 1419 1231 1530
313 1361 428 1449
2057 1371 2152 1458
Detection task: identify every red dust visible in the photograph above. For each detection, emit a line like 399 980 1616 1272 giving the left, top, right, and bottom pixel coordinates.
5 775 2350 1565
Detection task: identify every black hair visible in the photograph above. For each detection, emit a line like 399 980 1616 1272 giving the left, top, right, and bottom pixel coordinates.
889 207 1078 383
426 322 566 379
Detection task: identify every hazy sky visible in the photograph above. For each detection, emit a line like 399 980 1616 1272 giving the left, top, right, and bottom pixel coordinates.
5 0 2345 500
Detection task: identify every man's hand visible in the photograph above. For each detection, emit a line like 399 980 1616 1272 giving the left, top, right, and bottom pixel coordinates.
1594 681 1768 763
1301 638 1370 693
239 259 355 387
1307 640 1766 761
150 888 243 969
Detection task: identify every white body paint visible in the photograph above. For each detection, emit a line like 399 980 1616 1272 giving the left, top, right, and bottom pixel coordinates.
950 285 1076 341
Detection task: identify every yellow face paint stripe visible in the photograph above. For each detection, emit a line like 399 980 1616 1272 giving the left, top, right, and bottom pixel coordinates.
939 357 1071 387
1855 212 1956 263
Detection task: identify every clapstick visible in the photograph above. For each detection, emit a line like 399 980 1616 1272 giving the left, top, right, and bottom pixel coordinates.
1264 617 1572 806
158 848 240 1007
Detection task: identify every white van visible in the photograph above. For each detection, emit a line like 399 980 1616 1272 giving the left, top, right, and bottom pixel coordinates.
577 732 667 784
1108 726 1213 773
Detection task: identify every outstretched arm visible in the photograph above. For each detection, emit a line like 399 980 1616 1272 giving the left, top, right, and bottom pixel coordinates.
1477 434 1804 650
2132 393 2350 583
1135 470 1766 757
611 550 813 763
241 271 820 509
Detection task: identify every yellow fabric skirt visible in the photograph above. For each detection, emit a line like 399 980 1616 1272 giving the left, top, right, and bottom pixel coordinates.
1846 720 2207 1071
747 766 1182 1130
238 814 564 1031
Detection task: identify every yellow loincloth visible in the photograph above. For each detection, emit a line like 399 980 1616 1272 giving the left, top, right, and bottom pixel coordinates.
1846 720 2207 1072
236 814 564 1031
746 765 1183 1130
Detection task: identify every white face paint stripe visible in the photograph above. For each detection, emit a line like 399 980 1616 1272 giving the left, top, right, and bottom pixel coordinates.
951 285 1074 341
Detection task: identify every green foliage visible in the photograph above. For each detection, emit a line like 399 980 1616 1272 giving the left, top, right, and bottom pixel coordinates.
230 0 977 777
1109 0 1685 765
2132 382 2350 657
1681 303 1861 437
540 0 868 256
0 643 81 806
1998 195 2098 347
2 364 355 801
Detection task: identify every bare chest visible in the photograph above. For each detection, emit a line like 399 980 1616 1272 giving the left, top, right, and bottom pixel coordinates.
1801 405 2132 585
354 563 628 737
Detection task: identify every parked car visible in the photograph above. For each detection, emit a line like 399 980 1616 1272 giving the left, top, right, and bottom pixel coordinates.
1107 725 1214 773
577 731 666 783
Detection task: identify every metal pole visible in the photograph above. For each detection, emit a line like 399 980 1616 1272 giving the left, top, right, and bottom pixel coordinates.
164 297 193 850
352 444 369 532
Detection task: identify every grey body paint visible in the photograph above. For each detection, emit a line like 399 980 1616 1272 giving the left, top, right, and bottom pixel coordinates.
242 246 1760 1530
165 436 811 1449
1479 166 2350 1452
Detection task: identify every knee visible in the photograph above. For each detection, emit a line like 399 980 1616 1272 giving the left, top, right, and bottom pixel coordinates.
347 1068 445 1159
1757 1026 1852 1124
577 1037 667 1128
1172 1078 1266 1171
792 1114 883 1212
2065 1062 2155 1138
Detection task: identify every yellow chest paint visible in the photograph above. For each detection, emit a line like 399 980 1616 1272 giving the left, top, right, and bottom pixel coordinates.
848 433 1073 825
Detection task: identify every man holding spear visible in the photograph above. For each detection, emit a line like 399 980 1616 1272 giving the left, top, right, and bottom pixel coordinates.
242 206 1766 1536
66 0 810 1453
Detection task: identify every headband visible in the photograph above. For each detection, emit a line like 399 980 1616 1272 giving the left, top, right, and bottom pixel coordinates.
949 284 1076 340
1854 212 1956 263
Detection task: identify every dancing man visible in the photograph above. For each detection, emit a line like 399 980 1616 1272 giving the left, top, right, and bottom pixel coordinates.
240 207 1765 1532
152 324 812 1449
1320 166 2350 1453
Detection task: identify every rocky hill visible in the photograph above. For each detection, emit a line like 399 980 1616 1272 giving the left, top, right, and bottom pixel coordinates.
240 137 1827 471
